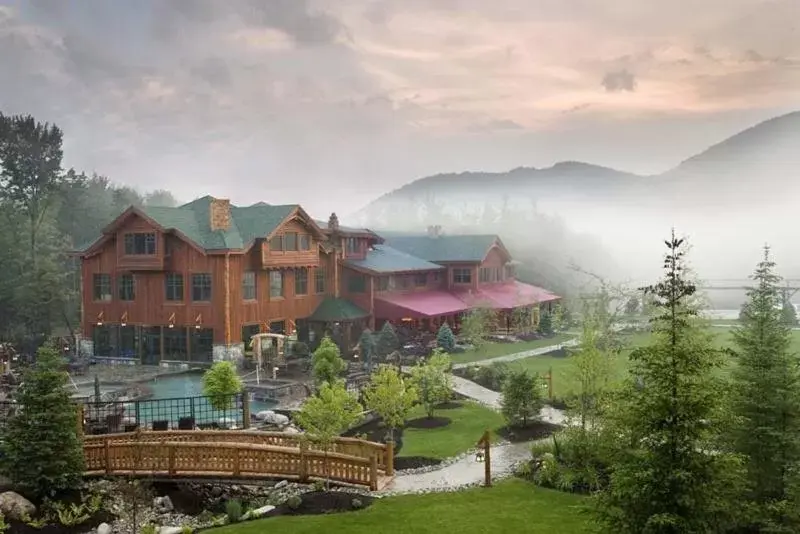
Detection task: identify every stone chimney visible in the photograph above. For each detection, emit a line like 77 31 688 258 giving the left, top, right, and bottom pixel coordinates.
210 198 231 231
328 212 340 233
426 225 442 238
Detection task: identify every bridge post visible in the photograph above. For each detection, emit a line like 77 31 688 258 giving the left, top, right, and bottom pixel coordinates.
385 441 394 476
103 437 111 475
298 441 309 482
76 404 84 439
241 392 251 430
369 454 378 491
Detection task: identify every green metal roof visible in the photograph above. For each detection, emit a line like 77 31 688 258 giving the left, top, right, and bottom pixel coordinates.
308 297 369 322
79 196 297 252
381 233 499 263
344 245 445 274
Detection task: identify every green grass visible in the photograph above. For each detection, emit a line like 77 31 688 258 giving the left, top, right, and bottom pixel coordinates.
449 333 575 364
506 327 800 400
210 479 591 534
399 400 506 459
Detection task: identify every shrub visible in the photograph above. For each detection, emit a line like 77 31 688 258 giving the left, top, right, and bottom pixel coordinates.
313 479 325 492
286 495 302 510
1 342 85 498
466 362 511 391
524 427 612 494
202 361 243 411
225 499 243 523
311 335 347 386
436 323 456 352
351 498 364 509
538 312 554 336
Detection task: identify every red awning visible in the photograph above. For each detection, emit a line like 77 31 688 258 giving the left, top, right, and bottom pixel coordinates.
453 281 561 310
374 291 471 320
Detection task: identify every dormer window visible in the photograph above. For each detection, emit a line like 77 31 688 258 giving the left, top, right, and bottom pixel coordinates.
346 238 359 255
124 233 156 255
270 235 284 251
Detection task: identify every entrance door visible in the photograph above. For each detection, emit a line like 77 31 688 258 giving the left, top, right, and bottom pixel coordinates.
141 327 162 365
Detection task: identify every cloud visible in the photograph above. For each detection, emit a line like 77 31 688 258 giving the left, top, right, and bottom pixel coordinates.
602 69 637 92
0 0 798 215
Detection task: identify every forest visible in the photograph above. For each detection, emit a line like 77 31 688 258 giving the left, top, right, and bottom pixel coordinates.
0 112 177 353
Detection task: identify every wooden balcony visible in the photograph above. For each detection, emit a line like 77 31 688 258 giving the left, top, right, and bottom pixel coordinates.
261 242 320 269
117 254 164 271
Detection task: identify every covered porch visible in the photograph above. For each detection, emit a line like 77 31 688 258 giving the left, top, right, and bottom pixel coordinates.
306 297 371 355
453 281 562 333
374 290 472 334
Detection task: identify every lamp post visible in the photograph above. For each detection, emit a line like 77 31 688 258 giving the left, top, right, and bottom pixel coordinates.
272 366 279 381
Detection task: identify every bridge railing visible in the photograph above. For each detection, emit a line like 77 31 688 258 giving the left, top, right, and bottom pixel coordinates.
83 430 392 473
84 431 391 490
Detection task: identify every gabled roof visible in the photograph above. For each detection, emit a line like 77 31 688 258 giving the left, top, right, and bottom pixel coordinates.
381 233 504 263
74 196 318 255
313 219 383 240
344 244 445 274
308 297 370 322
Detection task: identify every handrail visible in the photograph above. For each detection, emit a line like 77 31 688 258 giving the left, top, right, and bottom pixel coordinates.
82 430 394 489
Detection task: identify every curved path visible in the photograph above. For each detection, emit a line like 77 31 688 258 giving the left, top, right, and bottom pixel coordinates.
384 340 571 494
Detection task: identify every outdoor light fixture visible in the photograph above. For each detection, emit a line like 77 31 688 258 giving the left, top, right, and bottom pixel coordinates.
475 450 485 463
168 312 176 329
96 311 104 326
272 366 279 380
120 311 128 327
195 313 202 330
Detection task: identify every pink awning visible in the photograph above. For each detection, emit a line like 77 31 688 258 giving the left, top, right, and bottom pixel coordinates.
374 291 471 319
453 281 561 310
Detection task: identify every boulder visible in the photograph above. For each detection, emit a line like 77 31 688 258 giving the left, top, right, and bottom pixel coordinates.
243 504 275 520
262 410 290 427
158 527 185 534
97 522 112 534
153 495 174 513
0 491 35 521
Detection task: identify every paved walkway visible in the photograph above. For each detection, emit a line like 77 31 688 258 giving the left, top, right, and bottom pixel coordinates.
450 375 567 425
452 338 579 370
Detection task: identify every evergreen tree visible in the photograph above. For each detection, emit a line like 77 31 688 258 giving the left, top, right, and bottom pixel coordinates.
311 335 347 386
781 300 798 327
436 323 456 352
595 232 743 534
376 322 399 362
538 311 554 336
501 370 543 428
358 328 376 368
1 342 85 498
729 246 800 531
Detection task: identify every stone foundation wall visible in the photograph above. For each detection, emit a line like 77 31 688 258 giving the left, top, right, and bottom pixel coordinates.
212 343 245 364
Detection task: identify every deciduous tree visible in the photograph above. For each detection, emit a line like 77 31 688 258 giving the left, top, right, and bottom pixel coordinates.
409 349 452 418
311 335 347 386
364 365 418 441
202 361 243 411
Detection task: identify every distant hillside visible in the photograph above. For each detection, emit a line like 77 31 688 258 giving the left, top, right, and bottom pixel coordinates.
354 111 800 225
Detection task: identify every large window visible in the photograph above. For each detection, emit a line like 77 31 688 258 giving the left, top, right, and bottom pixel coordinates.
377 276 390 292
270 235 283 251
346 237 359 255
93 274 112 301
295 268 308 295
165 273 183 301
453 268 472 284
118 274 135 301
242 324 260 345
480 267 502 283
118 326 137 358
190 328 214 362
414 273 427 287
192 273 212 301
163 327 188 361
348 273 366 293
141 327 162 365
269 271 284 298
315 268 326 294
124 232 156 255
242 271 256 300
92 325 115 357
300 235 311 251
285 232 298 251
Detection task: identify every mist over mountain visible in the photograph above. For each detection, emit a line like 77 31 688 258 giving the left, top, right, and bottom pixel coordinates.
352 111 800 293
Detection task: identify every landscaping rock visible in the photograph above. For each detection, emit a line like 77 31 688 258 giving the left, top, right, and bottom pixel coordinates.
243 504 275 519
158 526 185 534
0 490 36 520
257 410 290 427
97 522 112 534
153 495 174 513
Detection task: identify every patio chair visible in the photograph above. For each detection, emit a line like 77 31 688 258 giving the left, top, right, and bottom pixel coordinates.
177 417 195 430
152 420 169 431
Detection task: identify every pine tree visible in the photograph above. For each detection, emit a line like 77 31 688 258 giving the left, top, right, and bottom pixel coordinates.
436 323 456 352
729 246 800 530
1 342 85 498
595 231 743 534
376 322 399 362
538 311 554 336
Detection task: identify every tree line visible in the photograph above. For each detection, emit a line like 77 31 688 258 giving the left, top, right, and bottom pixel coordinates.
520 234 800 533
0 112 178 352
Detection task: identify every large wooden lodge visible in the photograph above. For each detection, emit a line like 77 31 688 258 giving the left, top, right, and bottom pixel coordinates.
74 196 560 365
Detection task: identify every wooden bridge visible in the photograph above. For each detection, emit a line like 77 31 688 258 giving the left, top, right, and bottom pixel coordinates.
83 430 395 491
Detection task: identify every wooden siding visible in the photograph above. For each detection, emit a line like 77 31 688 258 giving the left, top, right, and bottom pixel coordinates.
341 266 373 317
114 215 164 271
373 270 446 294
261 217 320 269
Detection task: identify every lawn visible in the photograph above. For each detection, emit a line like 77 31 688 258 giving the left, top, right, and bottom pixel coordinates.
209 479 591 534
399 400 506 459
449 333 575 365
506 327 800 400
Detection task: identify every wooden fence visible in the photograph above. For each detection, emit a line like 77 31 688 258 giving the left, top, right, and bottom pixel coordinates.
83 430 394 491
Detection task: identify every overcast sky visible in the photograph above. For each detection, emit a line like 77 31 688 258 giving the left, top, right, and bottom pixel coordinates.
1 0 798 217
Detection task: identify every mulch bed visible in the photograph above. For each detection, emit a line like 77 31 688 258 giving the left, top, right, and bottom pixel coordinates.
434 400 464 410
405 416 451 430
266 491 374 517
7 510 116 534
152 481 209 515
393 456 442 470
497 421 562 443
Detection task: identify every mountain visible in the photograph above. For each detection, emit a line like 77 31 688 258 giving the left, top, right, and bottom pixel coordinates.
353 111 800 226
